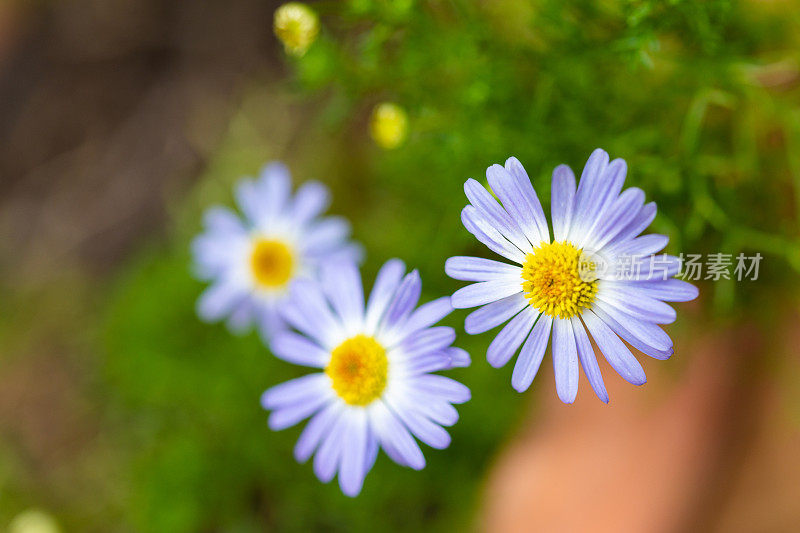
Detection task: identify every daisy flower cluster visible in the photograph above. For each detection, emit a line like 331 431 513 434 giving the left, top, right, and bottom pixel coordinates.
193 162 470 496
192 148 696 496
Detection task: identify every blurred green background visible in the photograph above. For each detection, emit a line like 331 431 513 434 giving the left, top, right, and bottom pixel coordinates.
1 0 799 531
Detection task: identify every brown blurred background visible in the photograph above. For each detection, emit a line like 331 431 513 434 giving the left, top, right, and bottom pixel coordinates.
0 0 281 280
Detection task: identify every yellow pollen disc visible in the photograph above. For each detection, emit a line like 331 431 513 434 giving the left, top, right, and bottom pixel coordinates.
250 238 294 288
521 241 598 319
326 335 388 406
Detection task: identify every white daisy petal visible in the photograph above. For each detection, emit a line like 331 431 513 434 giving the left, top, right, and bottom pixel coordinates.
226 299 255 333
388 401 451 450
461 206 526 263
191 232 248 280
285 280 344 346
590 187 645 251
622 278 699 302
607 233 669 257
301 217 352 253
291 180 330 225
445 256 522 282
321 242 365 265
444 347 471 368
368 401 425 470
487 307 539 368
400 327 456 358
451 279 522 309
380 270 421 331
261 374 334 430
270 331 330 367
364 259 406 333
574 158 627 248
203 205 246 235
591 301 673 360
261 373 331 410
464 178 529 252
597 288 677 324
196 280 247 322
339 409 369 497
256 303 284 342
268 391 332 431
583 311 647 386
411 396 460 426
280 301 328 347
294 402 343 463
551 164 576 242
552 317 579 404
568 149 609 240
412 375 471 404
404 352 454 374
511 315 552 393
571 316 609 403
606 202 657 246
464 293 528 334
487 164 543 245
504 156 550 243
396 297 452 338
234 178 262 226
362 430 379 477
257 161 292 222
321 260 365 331
313 415 349 483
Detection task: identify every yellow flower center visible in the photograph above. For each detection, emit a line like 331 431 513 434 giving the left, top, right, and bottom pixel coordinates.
326 335 388 406
250 238 294 288
521 241 598 319
273 2 319 56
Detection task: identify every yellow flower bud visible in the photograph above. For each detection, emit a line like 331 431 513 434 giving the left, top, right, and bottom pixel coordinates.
8 509 61 533
274 3 319 57
369 103 409 149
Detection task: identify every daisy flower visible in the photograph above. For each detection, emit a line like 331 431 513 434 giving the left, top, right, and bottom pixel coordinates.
260 259 471 496
192 162 361 340
445 149 698 403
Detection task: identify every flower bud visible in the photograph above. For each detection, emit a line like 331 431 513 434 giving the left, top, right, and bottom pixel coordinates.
8 509 61 533
274 3 319 57
369 103 408 149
